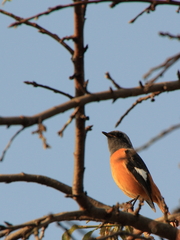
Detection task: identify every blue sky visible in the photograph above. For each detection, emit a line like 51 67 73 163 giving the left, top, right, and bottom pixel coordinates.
0 1 180 239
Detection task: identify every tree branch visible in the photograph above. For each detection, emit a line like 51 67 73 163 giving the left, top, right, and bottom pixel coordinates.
0 9 74 55
143 53 180 84
2 0 180 28
57 107 80 137
72 1 88 210
129 3 156 23
1 208 180 240
0 127 25 161
115 91 161 127
24 81 73 99
159 32 180 41
0 173 108 209
136 123 180 152
105 72 121 89
0 80 179 127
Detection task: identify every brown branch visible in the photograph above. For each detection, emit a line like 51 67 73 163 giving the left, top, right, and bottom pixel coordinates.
159 32 180 41
0 9 74 55
105 72 121 89
0 173 108 209
72 2 87 210
0 127 25 161
57 107 80 137
24 81 73 99
115 91 161 127
0 80 180 127
2 0 180 28
1 208 180 240
143 53 180 85
136 123 180 152
32 123 51 149
129 3 156 23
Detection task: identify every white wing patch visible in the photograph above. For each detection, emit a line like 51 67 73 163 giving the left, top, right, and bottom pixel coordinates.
134 167 147 181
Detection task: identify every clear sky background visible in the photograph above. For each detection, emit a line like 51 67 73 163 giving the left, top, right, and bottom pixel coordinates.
0 1 180 239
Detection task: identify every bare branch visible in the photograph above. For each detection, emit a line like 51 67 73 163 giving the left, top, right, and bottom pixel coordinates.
0 173 108 209
159 32 180 41
129 3 156 23
1 208 179 240
32 123 51 149
2 0 180 29
0 9 74 55
105 72 121 89
57 107 80 137
143 53 180 84
0 80 179 127
0 127 25 161
24 81 73 99
115 91 161 127
72 3 87 210
136 123 180 152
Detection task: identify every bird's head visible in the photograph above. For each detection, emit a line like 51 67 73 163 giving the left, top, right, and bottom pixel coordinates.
102 131 133 155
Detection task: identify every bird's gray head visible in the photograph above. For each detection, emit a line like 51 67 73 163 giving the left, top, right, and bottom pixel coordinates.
102 130 133 155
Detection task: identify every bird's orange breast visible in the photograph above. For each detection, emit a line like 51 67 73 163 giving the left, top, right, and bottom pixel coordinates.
110 148 150 200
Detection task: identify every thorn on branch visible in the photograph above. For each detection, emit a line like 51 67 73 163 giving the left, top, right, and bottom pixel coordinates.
105 72 121 89
139 81 144 89
109 87 117 103
110 1 120 8
83 80 91 94
177 70 180 80
24 81 73 99
69 73 79 80
4 221 13 227
85 125 93 133
80 114 89 120
84 44 88 53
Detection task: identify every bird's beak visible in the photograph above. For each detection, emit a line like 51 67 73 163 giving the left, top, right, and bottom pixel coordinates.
102 131 109 137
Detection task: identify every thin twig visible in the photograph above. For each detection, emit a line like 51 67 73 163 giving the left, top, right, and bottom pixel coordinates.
136 123 180 152
143 52 180 85
57 107 80 137
32 123 51 149
115 91 161 127
24 81 73 99
0 126 25 161
129 3 156 23
0 9 74 55
105 72 121 89
134 199 144 216
159 32 180 41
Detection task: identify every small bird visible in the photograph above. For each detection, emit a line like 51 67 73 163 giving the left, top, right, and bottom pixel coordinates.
102 130 168 213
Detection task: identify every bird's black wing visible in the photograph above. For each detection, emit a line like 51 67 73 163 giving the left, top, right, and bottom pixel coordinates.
125 149 155 210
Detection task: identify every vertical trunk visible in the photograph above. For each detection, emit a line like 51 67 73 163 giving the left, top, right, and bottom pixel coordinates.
72 2 86 197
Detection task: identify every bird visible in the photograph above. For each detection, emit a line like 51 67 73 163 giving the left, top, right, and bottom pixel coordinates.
102 130 168 213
